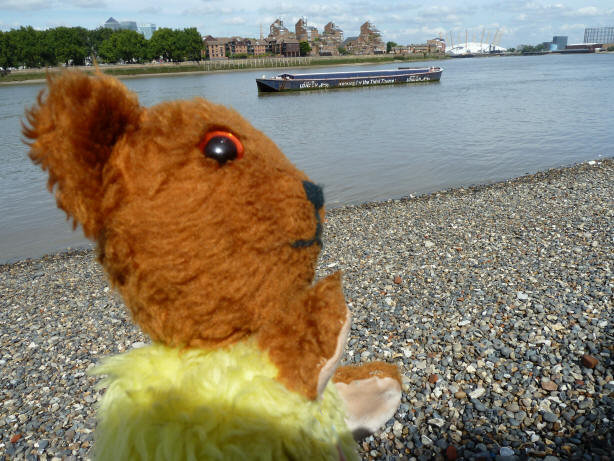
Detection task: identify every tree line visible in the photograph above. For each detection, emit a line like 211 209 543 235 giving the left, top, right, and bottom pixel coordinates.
0 26 203 69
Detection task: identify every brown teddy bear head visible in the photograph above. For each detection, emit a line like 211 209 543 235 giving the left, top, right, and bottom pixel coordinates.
25 72 325 349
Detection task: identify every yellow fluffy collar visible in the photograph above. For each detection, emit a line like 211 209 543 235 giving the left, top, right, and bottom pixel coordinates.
89 340 358 460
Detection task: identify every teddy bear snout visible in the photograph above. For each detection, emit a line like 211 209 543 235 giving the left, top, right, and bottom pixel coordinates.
290 181 324 249
302 180 324 211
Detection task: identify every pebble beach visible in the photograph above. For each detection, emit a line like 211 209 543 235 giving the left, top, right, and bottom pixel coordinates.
1 159 612 460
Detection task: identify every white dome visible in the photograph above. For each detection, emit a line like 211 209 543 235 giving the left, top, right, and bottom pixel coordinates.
447 42 507 55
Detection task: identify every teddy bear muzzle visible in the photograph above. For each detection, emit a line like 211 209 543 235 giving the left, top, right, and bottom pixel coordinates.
291 180 324 249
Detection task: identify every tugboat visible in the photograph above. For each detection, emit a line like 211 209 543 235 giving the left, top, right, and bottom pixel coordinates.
256 67 443 92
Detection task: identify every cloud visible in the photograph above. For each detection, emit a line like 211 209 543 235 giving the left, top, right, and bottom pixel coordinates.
182 4 237 15
223 16 247 25
563 6 599 16
0 0 53 10
138 6 162 14
559 22 588 31
67 0 107 7
0 0 107 10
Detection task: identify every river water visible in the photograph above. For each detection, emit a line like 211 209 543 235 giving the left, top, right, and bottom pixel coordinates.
1 53 613 263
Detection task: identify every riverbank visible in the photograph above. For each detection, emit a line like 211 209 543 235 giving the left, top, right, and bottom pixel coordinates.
0 54 446 84
1 159 612 459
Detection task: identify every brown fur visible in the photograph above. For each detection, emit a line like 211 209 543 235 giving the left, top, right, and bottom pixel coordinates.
333 362 402 385
24 71 400 400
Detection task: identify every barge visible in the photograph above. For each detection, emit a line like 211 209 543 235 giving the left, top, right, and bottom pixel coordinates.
256 67 443 92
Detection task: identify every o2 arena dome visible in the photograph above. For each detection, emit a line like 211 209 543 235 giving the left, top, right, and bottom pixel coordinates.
447 42 507 55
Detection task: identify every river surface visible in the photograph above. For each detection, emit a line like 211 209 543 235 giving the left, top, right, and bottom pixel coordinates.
1 53 613 263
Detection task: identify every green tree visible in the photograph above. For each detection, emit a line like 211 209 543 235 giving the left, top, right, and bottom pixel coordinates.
180 28 203 61
9 27 43 68
0 31 11 69
519 43 547 53
87 27 114 60
45 27 89 65
149 28 203 62
149 28 178 61
386 41 398 53
299 41 311 56
99 30 149 63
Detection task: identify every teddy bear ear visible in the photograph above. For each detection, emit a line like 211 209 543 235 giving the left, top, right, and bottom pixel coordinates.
23 71 142 239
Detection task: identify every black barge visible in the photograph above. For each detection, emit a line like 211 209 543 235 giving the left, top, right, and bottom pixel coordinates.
256 67 443 92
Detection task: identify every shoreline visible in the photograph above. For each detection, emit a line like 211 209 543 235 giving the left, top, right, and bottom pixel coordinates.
1 159 612 459
2 158 611 267
0 55 446 85
2 158 610 266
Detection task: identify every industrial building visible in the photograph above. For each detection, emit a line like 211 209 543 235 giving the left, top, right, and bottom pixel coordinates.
552 36 568 50
583 27 614 44
138 24 157 40
103 17 156 39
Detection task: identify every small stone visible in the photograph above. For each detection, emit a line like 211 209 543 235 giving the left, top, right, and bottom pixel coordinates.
454 391 467 399
10 434 22 443
472 399 487 412
37 439 49 451
469 387 486 399
542 411 558 423
499 446 514 456
424 240 435 248
517 292 529 300
581 354 598 368
541 380 558 391
506 402 520 412
393 275 402 284
421 434 433 445
466 364 477 373
428 374 439 384
553 422 561 431
446 445 458 461
428 417 445 428
392 420 403 438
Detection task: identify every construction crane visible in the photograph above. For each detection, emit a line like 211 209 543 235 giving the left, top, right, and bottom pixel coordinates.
491 29 500 48
494 29 503 47
480 28 485 51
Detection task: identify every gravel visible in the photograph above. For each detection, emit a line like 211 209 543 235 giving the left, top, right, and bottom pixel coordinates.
1 159 613 460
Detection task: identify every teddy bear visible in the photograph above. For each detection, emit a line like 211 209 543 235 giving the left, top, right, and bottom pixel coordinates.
24 71 402 460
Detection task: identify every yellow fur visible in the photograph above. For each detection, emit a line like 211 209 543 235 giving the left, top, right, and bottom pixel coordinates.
90 341 358 460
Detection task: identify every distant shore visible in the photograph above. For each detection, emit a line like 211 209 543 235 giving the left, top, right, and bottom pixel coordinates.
0 54 447 85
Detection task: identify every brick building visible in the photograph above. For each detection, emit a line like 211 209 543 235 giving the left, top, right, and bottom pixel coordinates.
203 35 228 59
344 22 385 54
269 38 300 57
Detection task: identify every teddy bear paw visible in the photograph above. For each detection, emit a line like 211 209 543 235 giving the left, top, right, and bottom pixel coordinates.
333 362 402 439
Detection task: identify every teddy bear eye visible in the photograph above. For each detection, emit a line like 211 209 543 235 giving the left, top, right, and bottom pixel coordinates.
199 131 244 165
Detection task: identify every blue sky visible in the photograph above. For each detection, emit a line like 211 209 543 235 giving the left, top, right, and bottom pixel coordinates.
1 0 613 47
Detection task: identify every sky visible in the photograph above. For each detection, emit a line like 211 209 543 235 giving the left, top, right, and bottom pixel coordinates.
1 0 614 48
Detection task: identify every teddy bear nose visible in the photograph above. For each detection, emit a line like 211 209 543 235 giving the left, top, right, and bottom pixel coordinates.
302 181 324 210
